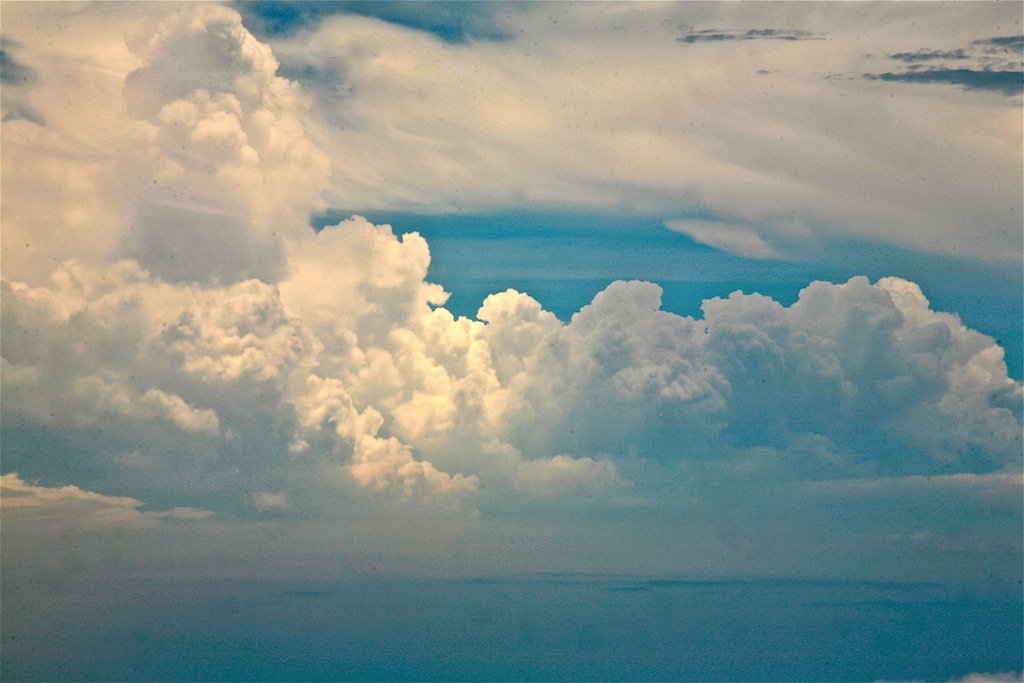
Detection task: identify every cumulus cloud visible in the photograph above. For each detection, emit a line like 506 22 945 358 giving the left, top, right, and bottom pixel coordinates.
1 2 329 287
3 234 1020 515
0 2 1020 581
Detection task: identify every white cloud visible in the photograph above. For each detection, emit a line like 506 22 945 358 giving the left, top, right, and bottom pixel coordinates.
1 2 329 287
345 432 479 500
954 674 1023 683
0 2 1020 581
463 440 619 498
250 490 289 511
0 472 212 530
4 230 1019 513
665 219 776 259
271 2 1022 262
876 671 1023 683
511 453 619 498
279 216 447 343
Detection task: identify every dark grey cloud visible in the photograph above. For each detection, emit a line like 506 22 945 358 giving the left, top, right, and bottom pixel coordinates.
973 35 1024 50
1 45 35 84
677 28 821 44
889 48 971 63
890 35 1022 67
1 100 46 126
0 38 45 125
862 34 1023 96
864 68 1023 96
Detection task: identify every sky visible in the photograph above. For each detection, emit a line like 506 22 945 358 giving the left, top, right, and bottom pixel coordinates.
1 2 1022 679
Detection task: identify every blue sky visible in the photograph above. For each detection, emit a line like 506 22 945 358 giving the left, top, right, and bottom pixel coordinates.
1 2 1022 680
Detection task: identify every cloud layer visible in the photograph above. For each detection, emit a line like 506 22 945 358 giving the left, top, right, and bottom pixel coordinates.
1 2 1020 579
261 1 1022 262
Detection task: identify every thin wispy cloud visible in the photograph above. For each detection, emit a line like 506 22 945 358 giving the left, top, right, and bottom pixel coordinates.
860 34 1024 95
864 68 1023 96
677 27 822 43
889 49 973 63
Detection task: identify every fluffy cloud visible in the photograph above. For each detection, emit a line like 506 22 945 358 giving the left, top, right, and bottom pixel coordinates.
12 224 1016 513
701 276 1021 476
1 2 329 287
0 3 1020 582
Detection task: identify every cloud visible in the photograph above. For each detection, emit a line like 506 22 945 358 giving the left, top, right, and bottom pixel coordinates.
860 33 1024 95
4 228 1020 515
677 27 821 44
0 2 330 287
706 277 1020 473
0 473 212 530
512 454 619 498
864 69 1023 96
665 219 776 259
0 39 46 125
250 490 289 511
974 36 1024 51
802 472 1024 500
876 672 1024 683
889 49 972 63
0 2 1020 580
890 36 1024 66
256 2 1023 262
0 41 35 85
471 441 619 498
